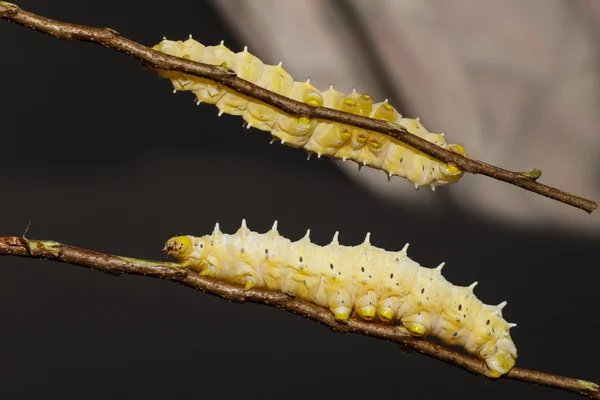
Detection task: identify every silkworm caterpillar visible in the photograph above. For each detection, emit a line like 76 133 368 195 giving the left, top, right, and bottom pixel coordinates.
151 38 467 190
164 220 517 377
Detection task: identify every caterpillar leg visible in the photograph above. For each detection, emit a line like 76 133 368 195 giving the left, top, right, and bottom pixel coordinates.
271 81 323 147
377 297 401 322
243 277 255 291
377 306 394 321
194 254 222 277
243 64 293 131
259 262 286 290
326 287 352 321
232 261 260 292
216 91 251 116
304 88 358 155
199 264 216 276
282 273 318 301
191 42 235 104
271 117 317 148
215 46 263 116
355 290 377 320
401 312 431 336
194 85 227 105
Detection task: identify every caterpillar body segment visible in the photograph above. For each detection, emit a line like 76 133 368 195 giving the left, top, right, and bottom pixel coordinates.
164 221 517 377
152 38 467 189
271 80 323 147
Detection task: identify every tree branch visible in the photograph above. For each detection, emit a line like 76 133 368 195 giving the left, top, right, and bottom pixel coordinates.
0 2 597 214
0 235 598 398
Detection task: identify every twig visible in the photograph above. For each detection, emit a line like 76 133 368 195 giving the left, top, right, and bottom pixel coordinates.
0 2 597 214
0 235 598 398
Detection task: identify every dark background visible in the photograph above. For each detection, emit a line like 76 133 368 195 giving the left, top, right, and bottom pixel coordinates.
1 1 598 399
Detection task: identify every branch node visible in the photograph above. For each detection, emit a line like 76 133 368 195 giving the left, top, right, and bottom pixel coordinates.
216 63 236 75
101 27 120 38
519 168 543 181
28 240 62 258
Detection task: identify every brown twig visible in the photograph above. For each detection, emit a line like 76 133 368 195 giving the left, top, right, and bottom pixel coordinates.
0 235 598 398
0 2 597 214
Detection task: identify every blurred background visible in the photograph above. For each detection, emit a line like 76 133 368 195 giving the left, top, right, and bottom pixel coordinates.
0 1 598 399
213 0 600 231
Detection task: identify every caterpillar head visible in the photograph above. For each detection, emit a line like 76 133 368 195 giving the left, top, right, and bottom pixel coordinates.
164 235 197 260
437 144 467 185
366 132 390 155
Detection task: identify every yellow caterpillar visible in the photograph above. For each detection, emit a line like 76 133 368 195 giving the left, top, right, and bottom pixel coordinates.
151 38 467 190
164 220 517 377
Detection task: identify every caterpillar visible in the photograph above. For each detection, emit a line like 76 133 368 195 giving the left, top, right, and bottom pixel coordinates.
151 38 467 190
164 220 517 377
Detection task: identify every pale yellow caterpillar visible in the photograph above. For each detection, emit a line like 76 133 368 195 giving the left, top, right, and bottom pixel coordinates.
152 38 467 190
164 220 517 377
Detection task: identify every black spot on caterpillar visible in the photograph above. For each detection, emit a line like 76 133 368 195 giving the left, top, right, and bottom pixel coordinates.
151 38 467 190
164 220 517 377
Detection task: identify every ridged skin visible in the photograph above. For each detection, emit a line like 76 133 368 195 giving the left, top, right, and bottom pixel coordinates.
165 221 517 377
152 38 467 189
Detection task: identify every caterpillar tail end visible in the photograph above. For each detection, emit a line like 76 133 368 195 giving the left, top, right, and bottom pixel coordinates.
485 351 516 378
483 337 518 378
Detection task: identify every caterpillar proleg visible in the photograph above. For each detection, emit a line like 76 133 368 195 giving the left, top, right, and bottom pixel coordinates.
164 220 517 377
152 38 467 189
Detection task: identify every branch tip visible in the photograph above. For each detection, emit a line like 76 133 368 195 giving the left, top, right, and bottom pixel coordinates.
578 380 599 392
0 2 19 15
